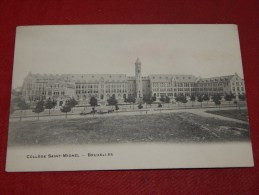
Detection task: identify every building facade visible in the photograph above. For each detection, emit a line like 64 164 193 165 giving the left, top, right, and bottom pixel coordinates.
21 58 246 105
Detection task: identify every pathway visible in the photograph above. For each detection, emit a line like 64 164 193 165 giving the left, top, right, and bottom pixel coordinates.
187 108 248 124
9 106 248 123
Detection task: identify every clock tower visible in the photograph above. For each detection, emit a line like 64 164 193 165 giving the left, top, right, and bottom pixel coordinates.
135 57 143 99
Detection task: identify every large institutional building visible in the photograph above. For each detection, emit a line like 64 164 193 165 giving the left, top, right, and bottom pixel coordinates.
21 58 246 105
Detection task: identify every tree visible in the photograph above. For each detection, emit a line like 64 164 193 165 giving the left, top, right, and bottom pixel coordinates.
239 94 246 101
212 95 221 109
160 96 165 103
90 96 98 107
214 99 221 109
91 107 97 116
124 96 128 104
127 95 136 110
203 94 210 105
158 103 162 113
230 93 235 100
52 99 57 109
143 95 151 114
12 96 23 104
33 100 45 120
60 104 72 118
175 94 182 105
212 94 222 102
107 94 118 109
151 95 156 103
160 96 170 108
69 97 78 112
131 96 136 109
144 95 157 106
138 103 143 113
181 95 188 107
233 100 240 110
115 104 119 114
225 93 235 104
11 89 22 97
197 95 203 107
143 95 151 105
10 94 23 115
17 98 30 121
45 98 54 116
165 96 170 104
89 96 98 116
175 94 187 107
190 95 196 107
224 94 231 104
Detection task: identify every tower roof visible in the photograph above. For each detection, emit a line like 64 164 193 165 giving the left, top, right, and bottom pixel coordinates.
135 57 141 65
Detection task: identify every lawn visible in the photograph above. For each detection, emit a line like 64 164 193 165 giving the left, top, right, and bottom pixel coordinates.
8 112 250 147
206 109 249 122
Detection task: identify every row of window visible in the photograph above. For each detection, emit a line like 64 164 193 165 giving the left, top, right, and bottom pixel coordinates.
76 84 98 89
153 87 196 92
26 90 67 95
26 84 67 90
232 87 244 92
153 92 193 97
78 93 127 99
231 82 244 86
152 82 198 88
53 91 65 96
197 82 225 87
75 84 128 89
198 88 223 92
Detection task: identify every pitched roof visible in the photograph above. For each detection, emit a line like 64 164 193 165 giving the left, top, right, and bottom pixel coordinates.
149 74 173 82
62 74 128 83
149 74 197 82
172 75 197 82
197 75 235 83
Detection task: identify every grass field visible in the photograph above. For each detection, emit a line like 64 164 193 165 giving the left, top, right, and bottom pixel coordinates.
206 109 249 122
8 112 250 146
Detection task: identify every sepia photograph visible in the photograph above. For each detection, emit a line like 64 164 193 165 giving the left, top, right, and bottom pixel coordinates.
6 25 254 172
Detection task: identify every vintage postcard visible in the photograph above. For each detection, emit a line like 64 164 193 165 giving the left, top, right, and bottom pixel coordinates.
6 24 253 172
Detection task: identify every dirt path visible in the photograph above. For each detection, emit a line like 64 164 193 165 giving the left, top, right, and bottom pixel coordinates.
9 106 248 123
187 109 248 124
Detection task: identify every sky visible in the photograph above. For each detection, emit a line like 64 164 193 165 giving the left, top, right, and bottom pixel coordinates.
12 24 244 88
